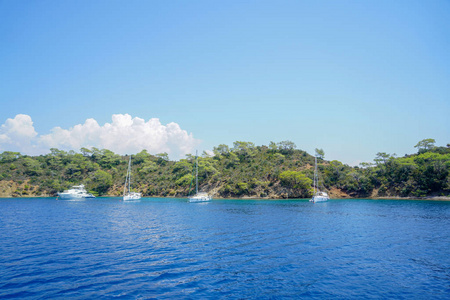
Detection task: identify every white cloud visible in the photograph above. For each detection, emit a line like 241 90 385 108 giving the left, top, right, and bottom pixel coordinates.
0 114 200 159
0 114 38 153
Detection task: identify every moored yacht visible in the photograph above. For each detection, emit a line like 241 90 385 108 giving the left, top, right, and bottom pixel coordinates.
57 184 95 200
123 191 141 201
311 190 330 202
189 192 212 203
310 156 330 203
188 151 212 203
123 155 141 201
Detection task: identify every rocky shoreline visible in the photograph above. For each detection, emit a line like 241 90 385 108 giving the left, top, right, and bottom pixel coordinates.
1 194 449 201
1 179 448 201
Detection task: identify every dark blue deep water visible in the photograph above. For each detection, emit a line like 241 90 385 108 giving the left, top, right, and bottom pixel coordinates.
1 198 449 299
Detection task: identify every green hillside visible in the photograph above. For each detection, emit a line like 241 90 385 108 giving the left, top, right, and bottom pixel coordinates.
1 140 449 199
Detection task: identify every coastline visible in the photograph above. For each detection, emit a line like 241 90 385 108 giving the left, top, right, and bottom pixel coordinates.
210 196 450 201
371 196 450 201
1 194 449 201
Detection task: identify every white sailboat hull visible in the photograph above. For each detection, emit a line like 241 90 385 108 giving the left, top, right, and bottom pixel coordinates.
123 192 141 201
188 193 212 203
310 195 329 202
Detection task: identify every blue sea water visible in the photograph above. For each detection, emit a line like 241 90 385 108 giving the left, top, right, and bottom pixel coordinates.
0 198 449 299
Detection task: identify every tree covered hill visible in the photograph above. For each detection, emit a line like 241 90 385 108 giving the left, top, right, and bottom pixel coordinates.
0 140 449 199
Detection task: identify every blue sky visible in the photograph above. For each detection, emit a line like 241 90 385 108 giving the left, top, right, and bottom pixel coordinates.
1 0 449 165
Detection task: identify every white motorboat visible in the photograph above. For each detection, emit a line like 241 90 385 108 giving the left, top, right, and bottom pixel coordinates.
123 155 141 201
188 151 212 203
310 156 329 203
189 192 212 202
57 184 95 200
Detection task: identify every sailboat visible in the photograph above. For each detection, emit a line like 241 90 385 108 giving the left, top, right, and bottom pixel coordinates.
310 156 329 203
123 155 141 201
188 151 212 203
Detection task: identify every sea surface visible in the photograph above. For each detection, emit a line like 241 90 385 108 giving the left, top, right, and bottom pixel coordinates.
0 198 449 299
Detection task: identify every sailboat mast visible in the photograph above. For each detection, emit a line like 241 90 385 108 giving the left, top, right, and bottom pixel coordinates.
195 150 198 194
123 168 127 196
128 156 132 193
314 156 317 194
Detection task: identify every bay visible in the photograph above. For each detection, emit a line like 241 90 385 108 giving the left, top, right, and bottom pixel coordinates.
0 198 449 299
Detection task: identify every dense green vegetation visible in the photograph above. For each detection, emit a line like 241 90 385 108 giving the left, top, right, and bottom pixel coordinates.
0 139 449 198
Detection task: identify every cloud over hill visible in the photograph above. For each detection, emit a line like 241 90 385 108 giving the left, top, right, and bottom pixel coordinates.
0 114 199 159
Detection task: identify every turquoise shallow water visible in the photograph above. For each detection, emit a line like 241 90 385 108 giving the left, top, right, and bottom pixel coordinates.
0 198 449 299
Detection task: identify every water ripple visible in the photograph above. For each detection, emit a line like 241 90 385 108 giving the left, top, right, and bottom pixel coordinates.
1 198 450 298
